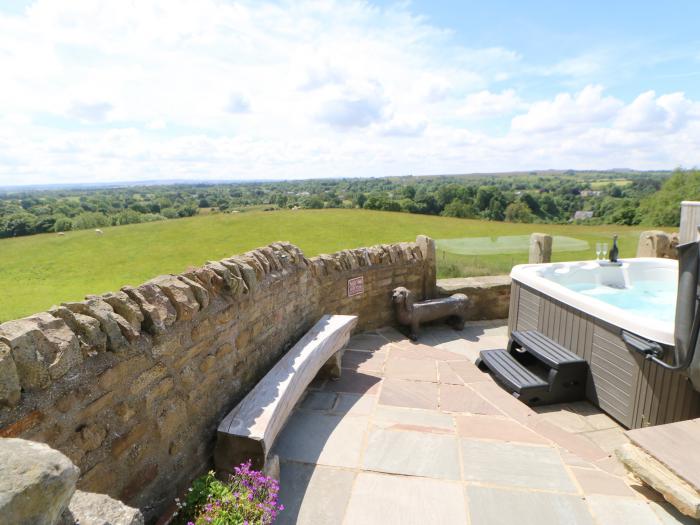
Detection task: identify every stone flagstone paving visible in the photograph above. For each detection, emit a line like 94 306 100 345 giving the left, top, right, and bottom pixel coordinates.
272 321 695 524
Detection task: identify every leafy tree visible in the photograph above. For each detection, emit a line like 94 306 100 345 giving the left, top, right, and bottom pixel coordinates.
54 216 72 232
638 169 700 226
441 200 476 218
504 202 534 223
72 212 110 230
301 196 324 209
0 212 36 237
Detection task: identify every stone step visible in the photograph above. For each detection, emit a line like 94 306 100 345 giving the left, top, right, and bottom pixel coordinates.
616 443 700 520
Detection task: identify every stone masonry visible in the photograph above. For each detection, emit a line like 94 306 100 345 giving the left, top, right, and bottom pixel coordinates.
0 238 432 520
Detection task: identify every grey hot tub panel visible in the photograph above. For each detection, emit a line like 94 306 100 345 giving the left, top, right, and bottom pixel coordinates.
508 281 700 429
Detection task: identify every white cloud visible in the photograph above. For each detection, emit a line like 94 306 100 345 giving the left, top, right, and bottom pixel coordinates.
616 91 697 133
226 93 251 114
377 117 428 137
511 85 622 133
459 89 524 118
68 101 113 123
0 1 699 185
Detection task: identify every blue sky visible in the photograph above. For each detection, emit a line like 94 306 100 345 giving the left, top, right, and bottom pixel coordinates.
0 0 699 184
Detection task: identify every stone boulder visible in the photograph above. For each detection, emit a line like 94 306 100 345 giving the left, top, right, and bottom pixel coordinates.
0 438 80 525
0 313 82 391
59 490 144 525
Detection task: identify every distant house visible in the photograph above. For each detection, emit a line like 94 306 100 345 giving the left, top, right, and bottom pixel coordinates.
573 210 594 221
581 190 602 197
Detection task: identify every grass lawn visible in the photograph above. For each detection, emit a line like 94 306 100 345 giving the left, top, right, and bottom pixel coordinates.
0 209 655 321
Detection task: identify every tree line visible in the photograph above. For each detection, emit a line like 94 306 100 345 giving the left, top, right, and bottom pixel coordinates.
0 169 695 239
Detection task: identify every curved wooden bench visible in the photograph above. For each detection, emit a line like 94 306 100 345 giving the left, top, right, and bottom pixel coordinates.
214 314 358 475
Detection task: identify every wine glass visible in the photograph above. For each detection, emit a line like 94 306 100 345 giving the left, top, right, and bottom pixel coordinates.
595 242 602 261
602 243 609 260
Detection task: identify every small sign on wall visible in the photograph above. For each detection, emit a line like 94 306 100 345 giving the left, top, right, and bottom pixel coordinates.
347 276 364 297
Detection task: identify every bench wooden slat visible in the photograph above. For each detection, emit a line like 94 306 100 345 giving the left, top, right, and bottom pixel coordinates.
215 314 358 474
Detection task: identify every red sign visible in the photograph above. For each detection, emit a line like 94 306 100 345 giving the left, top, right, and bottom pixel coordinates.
347 276 364 297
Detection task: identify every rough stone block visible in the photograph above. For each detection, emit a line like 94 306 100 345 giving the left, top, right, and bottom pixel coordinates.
185 265 224 297
218 259 250 295
130 363 168 396
0 410 44 438
101 291 144 332
0 341 21 407
0 438 80 525
78 423 107 453
111 423 149 458
63 299 133 352
177 275 210 309
229 258 258 292
81 392 116 420
98 355 150 390
50 306 108 355
149 275 201 321
0 313 82 390
616 443 700 519
122 283 176 334
59 490 144 525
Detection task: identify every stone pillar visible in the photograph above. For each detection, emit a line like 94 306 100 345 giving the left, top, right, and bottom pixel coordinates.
637 231 671 258
680 201 700 244
416 235 436 299
529 233 552 263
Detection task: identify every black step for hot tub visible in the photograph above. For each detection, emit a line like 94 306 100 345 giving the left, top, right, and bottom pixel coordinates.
510 330 586 369
476 349 548 403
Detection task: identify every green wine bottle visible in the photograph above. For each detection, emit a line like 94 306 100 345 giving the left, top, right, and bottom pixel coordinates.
609 235 619 262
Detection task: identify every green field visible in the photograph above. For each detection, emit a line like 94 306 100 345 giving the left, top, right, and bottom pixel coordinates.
0 209 652 321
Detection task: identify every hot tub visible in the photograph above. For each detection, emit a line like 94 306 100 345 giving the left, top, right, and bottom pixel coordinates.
509 258 700 428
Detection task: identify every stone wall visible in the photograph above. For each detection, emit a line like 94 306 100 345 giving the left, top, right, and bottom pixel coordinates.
436 275 511 321
0 238 432 519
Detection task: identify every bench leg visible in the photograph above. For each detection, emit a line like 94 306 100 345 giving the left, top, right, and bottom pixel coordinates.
264 454 280 481
317 349 344 380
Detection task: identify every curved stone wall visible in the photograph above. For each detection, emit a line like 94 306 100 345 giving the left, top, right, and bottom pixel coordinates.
0 238 433 519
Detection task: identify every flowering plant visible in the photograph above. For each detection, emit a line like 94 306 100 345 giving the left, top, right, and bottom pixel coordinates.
172 461 284 524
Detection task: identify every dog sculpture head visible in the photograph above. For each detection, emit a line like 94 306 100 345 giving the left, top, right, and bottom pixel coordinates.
391 287 415 310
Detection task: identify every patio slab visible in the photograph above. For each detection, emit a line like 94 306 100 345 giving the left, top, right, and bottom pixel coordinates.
372 405 454 432
379 378 438 410
344 472 468 525
460 439 578 492
570 466 635 497
456 414 550 445
362 428 461 479
272 322 687 524
278 463 355 525
273 411 368 468
440 384 502 415
587 494 670 525
466 485 595 525
384 356 437 382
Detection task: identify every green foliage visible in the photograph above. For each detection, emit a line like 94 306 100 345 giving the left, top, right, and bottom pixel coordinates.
0 212 36 237
172 463 282 525
638 169 700 226
54 216 73 232
71 212 111 230
441 200 476 218
504 201 535 223
0 169 675 239
0 208 652 321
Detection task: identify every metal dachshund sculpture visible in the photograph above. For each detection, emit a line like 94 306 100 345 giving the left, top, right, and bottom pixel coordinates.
392 286 470 340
